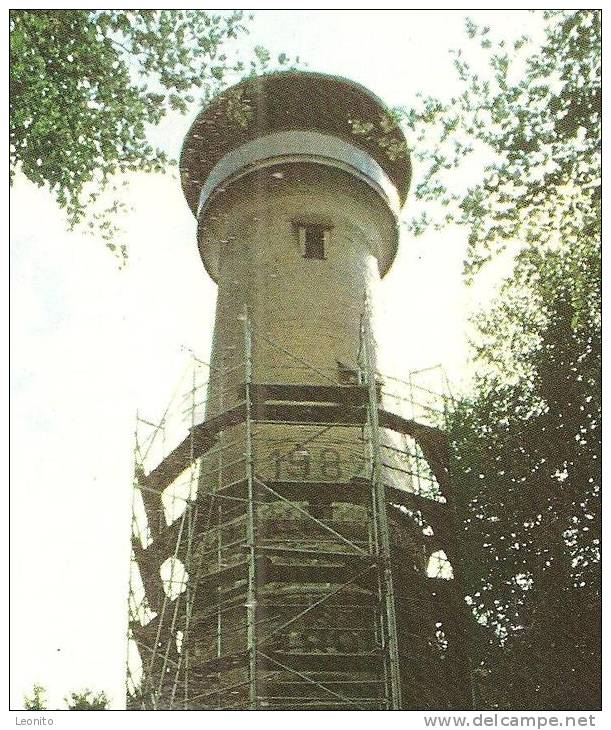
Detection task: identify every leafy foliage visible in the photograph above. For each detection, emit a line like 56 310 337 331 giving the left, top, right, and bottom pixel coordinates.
401 10 600 282
23 685 109 710
10 10 295 261
24 684 46 710
412 11 602 710
448 238 601 708
65 689 109 710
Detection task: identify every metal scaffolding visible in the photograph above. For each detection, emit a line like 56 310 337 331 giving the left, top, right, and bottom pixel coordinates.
126 313 473 710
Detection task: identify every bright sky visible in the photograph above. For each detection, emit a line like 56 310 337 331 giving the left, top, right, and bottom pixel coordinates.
10 9 545 710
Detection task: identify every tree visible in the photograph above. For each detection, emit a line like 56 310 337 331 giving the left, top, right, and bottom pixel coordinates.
398 10 600 710
447 241 601 708
10 10 294 260
23 685 110 710
24 684 46 710
402 10 600 279
65 689 109 710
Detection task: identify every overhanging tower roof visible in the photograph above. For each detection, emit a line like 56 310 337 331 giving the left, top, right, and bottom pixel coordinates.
179 71 412 218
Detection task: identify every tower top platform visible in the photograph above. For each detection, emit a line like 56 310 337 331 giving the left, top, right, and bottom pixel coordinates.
179 71 411 220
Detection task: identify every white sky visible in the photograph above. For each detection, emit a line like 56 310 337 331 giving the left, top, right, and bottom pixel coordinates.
10 9 546 710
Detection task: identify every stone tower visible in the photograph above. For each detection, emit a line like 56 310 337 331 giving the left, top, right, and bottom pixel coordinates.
128 72 472 711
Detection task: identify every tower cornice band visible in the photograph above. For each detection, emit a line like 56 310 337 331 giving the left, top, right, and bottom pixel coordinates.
196 130 402 220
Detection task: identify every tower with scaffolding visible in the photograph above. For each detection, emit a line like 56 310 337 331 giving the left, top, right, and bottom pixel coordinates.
126 72 473 710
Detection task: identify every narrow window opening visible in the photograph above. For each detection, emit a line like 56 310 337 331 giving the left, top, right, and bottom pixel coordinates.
300 225 328 259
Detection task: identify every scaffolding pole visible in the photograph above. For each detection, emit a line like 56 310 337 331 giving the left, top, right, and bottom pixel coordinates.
243 306 258 709
361 300 403 710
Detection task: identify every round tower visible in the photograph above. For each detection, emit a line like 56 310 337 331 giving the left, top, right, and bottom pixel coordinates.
180 72 411 710
127 72 473 712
